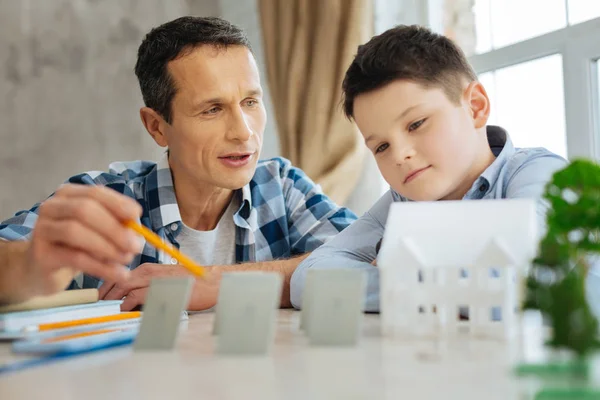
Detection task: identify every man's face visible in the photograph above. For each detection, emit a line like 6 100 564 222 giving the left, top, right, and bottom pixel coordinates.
162 45 266 190
353 79 487 201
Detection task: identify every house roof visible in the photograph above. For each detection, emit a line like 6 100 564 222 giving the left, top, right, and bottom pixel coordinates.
378 199 536 268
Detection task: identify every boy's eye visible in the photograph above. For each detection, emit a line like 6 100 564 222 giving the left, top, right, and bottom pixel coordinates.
375 143 389 154
408 118 426 132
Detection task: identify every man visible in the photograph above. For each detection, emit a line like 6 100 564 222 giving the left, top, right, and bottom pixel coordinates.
0 16 356 308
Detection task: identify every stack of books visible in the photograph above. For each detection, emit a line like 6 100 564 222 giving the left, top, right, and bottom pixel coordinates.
0 289 123 333
0 289 140 355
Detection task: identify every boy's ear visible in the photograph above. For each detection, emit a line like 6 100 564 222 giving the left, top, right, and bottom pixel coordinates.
140 107 169 148
464 81 490 129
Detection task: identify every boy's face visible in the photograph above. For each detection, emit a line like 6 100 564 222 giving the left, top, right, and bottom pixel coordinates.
353 79 490 201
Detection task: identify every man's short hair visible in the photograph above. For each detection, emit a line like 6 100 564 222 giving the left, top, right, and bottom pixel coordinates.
342 25 477 119
135 16 251 124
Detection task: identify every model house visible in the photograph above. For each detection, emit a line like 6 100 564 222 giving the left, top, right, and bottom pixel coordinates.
378 199 538 340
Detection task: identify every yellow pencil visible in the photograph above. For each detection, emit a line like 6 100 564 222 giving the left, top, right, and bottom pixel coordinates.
123 220 206 278
43 328 118 343
30 311 142 332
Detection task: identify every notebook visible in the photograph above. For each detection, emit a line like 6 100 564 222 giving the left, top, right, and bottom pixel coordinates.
0 300 122 333
12 326 139 354
0 331 137 375
0 289 99 313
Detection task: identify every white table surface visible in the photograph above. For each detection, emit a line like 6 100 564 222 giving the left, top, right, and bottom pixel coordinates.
0 310 594 400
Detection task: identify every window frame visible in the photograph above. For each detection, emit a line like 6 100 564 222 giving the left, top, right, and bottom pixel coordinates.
468 17 600 160
375 0 600 160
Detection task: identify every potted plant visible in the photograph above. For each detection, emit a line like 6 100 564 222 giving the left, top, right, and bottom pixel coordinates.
517 159 600 397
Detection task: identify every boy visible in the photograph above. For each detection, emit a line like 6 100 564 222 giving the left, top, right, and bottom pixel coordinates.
290 25 567 312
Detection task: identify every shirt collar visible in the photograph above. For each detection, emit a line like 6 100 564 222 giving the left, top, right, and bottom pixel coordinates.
467 125 514 198
240 182 253 214
143 152 181 232
144 151 254 231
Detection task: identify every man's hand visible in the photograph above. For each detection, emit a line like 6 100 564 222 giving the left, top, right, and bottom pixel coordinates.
99 255 310 311
27 184 142 293
99 263 219 311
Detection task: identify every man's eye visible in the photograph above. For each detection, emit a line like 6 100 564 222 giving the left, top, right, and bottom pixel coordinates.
203 107 220 115
375 143 389 154
408 119 426 132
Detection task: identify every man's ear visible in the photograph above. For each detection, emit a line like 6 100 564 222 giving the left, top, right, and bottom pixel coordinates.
464 81 490 129
140 107 169 147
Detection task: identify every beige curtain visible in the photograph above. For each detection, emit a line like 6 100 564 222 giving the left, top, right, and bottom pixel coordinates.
259 0 372 205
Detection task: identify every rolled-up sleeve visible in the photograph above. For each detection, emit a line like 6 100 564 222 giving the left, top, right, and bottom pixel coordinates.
0 208 40 241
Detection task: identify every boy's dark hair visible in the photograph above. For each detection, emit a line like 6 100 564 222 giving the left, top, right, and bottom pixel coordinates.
342 25 477 119
135 16 251 124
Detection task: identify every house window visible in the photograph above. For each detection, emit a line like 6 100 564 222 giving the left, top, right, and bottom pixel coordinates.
458 305 470 321
490 306 502 321
489 267 501 278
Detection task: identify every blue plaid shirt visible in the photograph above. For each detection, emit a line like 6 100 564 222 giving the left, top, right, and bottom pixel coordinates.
0 153 357 289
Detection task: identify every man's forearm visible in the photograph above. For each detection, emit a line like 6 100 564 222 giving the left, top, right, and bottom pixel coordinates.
0 241 75 305
199 254 310 309
0 240 34 305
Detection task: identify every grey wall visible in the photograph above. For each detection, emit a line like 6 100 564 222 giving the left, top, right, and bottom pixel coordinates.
0 0 282 220
0 0 208 218
0 0 381 220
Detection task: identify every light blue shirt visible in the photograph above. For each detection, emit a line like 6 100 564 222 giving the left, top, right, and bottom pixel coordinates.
290 126 570 312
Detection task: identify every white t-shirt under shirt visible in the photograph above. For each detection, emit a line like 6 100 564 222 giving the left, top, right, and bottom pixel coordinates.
177 196 239 266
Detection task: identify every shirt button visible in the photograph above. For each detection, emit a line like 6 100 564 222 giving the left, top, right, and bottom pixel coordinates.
170 223 178 231
479 184 487 192
170 258 178 265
